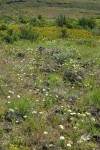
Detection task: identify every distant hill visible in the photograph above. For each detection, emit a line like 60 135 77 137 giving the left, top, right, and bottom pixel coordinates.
0 0 100 19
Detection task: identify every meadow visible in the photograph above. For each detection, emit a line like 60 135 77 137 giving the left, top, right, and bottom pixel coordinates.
0 0 100 19
0 2 100 149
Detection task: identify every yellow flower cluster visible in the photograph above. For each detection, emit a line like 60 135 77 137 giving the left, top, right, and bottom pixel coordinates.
33 27 60 39
68 29 94 39
33 27 99 40
0 23 100 40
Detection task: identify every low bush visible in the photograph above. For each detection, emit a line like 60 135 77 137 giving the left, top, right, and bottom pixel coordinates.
78 17 96 29
3 29 19 44
0 24 8 31
30 15 46 27
56 15 67 27
19 16 30 24
19 25 39 41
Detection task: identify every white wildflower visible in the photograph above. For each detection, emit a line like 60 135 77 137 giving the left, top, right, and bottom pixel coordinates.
32 111 37 114
59 125 64 130
8 91 14 95
85 112 91 116
70 112 76 115
45 93 48 96
49 144 54 147
9 108 15 113
73 126 78 130
70 117 74 120
91 117 95 122
77 113 81 116
39 112 43 114
7 96 11 99
60 136 65 140
17 95 20 98
23 115 28 119
42 88 46 92
67 143 71 147
16 120 19 123
35 99 39 102
68 109 72 113
43 131 48 135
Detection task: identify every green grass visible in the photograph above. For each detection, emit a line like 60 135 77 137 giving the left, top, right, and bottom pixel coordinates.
0 2 99 149
0 37 100 149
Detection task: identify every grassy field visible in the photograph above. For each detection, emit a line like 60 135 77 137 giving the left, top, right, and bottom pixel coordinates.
0 1 100 149
0 34 100 149
0 0 100 19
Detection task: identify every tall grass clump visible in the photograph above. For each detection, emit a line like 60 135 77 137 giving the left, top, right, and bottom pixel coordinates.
90 88 100 105
7 99 30 117
60 28 69 38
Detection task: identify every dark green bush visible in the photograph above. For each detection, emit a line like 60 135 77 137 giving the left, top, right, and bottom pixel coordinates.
30 17 46 27
56 15 78 28
19 16 29 24
78 17 96 29
56 15 67 27
0 24 8 31
3 29 19 44
37 15 44 20
20 25 39 41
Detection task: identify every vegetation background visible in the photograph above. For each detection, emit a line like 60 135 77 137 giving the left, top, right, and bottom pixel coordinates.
0 0 100 150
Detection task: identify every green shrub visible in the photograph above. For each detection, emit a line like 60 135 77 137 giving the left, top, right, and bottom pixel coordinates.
30 17 46 27
37 14 44 20
20 25 39 41
56 15 67 27
66 19 78 29
3 29 19 44
0 24 8 30
19 16 29 24
54 51 73 64
78 17 96 29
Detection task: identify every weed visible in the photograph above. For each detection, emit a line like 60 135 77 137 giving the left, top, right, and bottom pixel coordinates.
60 28 69 38
7 99 30 117
90 88 100 105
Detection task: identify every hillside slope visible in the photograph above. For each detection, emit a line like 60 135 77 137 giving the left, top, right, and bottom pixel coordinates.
0 0 100 19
